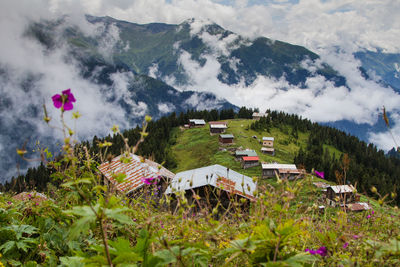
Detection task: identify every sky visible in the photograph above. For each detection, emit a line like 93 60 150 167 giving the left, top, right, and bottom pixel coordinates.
1 0 400 153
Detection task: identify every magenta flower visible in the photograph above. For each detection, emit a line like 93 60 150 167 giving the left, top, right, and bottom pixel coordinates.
306 246 327 256
353 235 360 239
367 215 371 219
7 201 12 205
52 89 76 111
343 242 349 249
315 170 325 179
141 176 159 185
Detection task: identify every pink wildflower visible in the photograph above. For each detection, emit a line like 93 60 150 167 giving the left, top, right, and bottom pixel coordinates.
343 242 349 249
305 246 327 256
141 176 159 185
353 235 360 239
315 170 325 179
52 89 76 111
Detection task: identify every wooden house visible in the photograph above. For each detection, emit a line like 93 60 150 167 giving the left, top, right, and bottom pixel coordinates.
252 112 268 120
241 156 260 169
261 163 301 180
235 149 257 160
261 147 275 155
219 134 234 144
209 121 228 134
98 153 175 197
165 164 257 211
262 137 274 147
325 185 356 207
189 119 206 128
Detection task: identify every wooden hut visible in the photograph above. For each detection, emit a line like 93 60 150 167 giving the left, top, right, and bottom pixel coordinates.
219 134 234 145
241 156 260 169
209 121 228 134
261 163 301 180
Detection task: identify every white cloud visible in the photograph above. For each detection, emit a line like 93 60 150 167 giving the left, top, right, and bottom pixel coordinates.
158 102 175 114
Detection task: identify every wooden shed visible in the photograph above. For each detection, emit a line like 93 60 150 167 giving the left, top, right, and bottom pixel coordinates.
261 147 275 155
252 112 268 120
261 163 301 180
262 137 274 147
241 156 260 169
325 185 356 207
209 121 228 134
219 134 234 144
189 119 206 128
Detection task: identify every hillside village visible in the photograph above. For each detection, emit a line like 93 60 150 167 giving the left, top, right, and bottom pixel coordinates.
98 114 372 213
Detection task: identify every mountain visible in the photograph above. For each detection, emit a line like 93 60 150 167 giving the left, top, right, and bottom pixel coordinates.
0 15 398 183
354 50 400 92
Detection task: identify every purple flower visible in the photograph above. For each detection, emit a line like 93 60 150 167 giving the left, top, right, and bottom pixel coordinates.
7 201 12 205
306 246 327 256
28 194 32 198
315 170 325 179
52 89 76 111
367 215 371 219
35 203 39 206
141 176 159 185
343 242 349 249
353 235 360 239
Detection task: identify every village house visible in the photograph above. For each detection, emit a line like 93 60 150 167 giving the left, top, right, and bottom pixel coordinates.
219 134 234 145
165 164 257 210
241 156 260 169
261 147 275 155
252 112 268 120
325 185 357 207
189 119 206 128
98 153 175 197
262 137 274 147
234 149 257 160
261 163 301 180
209 121 228 134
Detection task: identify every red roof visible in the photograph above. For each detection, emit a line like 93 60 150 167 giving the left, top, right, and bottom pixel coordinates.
98 154 175 194
242 156 259 161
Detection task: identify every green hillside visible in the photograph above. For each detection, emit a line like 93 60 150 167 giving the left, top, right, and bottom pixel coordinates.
171 119 308 177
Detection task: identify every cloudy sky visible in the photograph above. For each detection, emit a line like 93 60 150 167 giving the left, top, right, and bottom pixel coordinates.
1 0 400 151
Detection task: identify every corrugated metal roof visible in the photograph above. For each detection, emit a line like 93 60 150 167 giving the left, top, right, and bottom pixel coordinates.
219 134 234 138
330 185 355 193
242 156 259 161
262 137 274 141
235 150 257 156
210 124 228 129
165 164 256 200
209 121 227 125
189 119 206 125
98 153 175 194
262 163 297 170
261 147 274 151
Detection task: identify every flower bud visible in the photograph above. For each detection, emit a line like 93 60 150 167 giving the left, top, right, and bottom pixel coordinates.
145 115 152 122
371 186 377 194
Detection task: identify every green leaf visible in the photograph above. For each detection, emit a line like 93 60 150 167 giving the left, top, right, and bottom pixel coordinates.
59 256 85 267
0 240 16 254
105 207 133 225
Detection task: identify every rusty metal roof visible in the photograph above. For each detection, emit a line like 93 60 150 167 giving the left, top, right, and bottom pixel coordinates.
242 156 259 161
165 164 257 200
346 202 371 211
98 153 175 194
